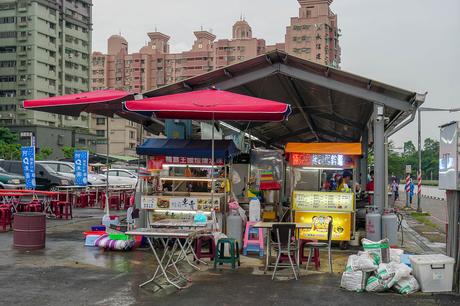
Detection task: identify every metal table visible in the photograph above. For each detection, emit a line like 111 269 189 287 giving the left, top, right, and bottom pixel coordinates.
252 222 312 273
150 219 212 228
126 228 204 290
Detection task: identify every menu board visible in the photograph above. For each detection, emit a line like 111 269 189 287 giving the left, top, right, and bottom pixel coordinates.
141 195 221 212
292 191 354 212
295 211 352 241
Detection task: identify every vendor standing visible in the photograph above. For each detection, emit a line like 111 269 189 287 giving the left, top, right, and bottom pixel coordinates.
337 170 352 192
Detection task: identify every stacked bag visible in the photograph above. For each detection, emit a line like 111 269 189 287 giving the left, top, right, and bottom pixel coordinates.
340 238 420 294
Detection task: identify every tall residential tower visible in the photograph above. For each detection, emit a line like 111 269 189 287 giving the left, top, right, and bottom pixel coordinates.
0 0 92 128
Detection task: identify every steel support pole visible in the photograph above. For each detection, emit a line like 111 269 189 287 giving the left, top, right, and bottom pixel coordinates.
384 136 389 209
105 117 110 216
373 104 385 214
446 190 460 292
417 109 422 212
360 129 369 190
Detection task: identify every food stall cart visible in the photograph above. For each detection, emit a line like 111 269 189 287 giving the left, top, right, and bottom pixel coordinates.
136 139 239 230
285 142 362 248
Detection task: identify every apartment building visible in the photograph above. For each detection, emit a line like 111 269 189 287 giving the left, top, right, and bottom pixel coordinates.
0 0 93 129
90 0 341 156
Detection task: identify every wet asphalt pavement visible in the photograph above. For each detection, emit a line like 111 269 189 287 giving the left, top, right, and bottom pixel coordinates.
0 208 459 306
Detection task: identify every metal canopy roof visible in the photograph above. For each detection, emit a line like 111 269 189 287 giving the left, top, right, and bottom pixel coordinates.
143 50 426 146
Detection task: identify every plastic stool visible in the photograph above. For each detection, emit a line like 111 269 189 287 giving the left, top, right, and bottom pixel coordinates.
194 235 216 261
214 238 240 270
299 239 320 270
242 221 264 257
0 206 12 232
52 201 72 219
25 202 42 212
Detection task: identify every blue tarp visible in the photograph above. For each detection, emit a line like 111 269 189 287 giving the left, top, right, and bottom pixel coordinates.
136 139 239 159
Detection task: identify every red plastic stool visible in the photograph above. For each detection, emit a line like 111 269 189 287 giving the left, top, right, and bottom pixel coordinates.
76 193 88 208
25 202 42 212
0 206 12 231
53 201 72 219
299 239 320 270
194 235 216 261
108 196 120 211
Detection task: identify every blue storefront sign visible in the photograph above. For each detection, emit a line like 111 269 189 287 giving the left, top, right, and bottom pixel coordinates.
74 150 89 186
21 146 36 189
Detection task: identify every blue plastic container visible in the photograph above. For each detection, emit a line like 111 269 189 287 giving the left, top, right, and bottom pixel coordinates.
91 226 106 231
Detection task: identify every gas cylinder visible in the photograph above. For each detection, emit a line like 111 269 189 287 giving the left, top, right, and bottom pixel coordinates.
226 210 243 247
382 212 398 247
366 212 382 241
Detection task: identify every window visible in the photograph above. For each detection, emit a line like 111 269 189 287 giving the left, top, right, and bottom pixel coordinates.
0 90 16 97
96 130 105 137
96 117 105 125
59 164 73 173
129 131 135 139
0 31 17 38
0 75 16 82
0 60 16 67
0 46 15 53
46 163 59 172
306 10 312 18
77 138 86 145
0 16 14 24
118 171 132 178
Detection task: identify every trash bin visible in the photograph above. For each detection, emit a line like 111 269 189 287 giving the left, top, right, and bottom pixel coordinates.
13 212 46 250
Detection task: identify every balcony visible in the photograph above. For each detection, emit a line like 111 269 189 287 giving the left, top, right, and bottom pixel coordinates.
18 21 27 27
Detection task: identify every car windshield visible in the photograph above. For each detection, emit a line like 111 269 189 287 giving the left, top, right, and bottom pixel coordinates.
41 164 58 174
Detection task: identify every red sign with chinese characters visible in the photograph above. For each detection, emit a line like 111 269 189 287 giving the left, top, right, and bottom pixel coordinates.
162 156 224 166
147 156 165 171
290 153 356 168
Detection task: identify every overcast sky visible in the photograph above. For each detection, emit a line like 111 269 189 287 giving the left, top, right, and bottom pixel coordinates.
92 0 460 147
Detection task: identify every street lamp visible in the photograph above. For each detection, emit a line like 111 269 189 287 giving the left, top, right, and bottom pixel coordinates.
417 107 460 212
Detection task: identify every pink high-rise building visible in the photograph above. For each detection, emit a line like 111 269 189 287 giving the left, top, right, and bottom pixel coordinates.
90 0 340 156
285 0 341 67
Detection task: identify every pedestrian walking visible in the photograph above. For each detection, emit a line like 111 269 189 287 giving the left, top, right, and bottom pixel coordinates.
409 179 415 205
391 179 399 201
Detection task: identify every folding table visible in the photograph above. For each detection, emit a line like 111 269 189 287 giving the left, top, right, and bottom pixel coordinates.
126 228 204 290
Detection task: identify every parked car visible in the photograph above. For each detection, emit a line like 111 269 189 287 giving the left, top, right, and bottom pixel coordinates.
0 160 73 190
101 169 138 188
37 161 106 185
0 166 25 189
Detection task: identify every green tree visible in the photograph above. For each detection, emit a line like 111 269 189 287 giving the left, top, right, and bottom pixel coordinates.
0 128 20 160
0 143 21 160
0 127 18 145
36 147 53 160
61 146 75 159
422 138 439 180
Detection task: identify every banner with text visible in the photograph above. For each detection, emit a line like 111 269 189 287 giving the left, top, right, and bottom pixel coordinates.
74 150 89 186
21 146 36 189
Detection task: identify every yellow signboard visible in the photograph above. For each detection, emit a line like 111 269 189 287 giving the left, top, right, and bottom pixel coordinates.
294 211 352 241
292 191 355 212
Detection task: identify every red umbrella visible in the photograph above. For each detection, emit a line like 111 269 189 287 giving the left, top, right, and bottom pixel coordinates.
124 89 291 121
23 89 138 217
24 89 133 116
125 89 291 229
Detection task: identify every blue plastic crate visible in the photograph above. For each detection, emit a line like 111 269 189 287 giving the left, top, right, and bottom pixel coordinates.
91 226 106 231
